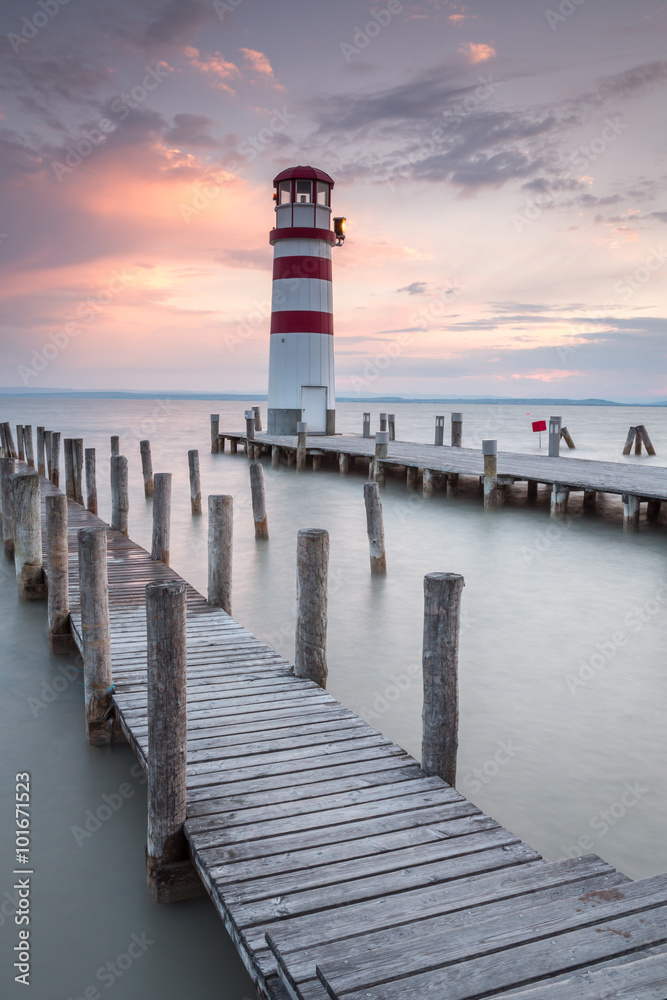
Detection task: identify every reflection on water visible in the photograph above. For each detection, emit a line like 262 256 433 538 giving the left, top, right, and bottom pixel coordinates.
1 397 666 996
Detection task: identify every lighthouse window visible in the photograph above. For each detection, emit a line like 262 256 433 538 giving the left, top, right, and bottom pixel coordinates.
296 180 312 203
278 180 291 204
317 182 330 206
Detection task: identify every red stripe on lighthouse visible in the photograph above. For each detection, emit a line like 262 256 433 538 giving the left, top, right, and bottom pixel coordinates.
273 257 332 282
270 311 334 335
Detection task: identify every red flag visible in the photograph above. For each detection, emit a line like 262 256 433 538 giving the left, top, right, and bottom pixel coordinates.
532 420 547 432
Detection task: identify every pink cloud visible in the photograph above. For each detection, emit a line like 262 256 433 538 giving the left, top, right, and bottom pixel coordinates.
239 48 286 91
184 47 240 95
510 370 583 382
459 41 496 64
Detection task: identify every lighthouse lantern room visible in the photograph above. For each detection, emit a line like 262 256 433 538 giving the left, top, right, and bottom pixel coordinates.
267 165 343 435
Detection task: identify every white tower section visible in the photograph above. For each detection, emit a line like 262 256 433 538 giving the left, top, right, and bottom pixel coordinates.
268 166 342 435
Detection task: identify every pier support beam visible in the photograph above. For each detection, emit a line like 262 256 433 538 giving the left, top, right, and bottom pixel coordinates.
210 414 220 454
252 406 262 432
85 448 98 515
647 499 661 523
249 463 269 540
146 580 203 903
78 526 114 745
36 427 45 476
46 494 74 652
483 440 498 511
364 482 386 576
407 466 418 493
295 528 329 689
447 474 459 497
451 413 463 448
623 494 640 534
229 438 238 455
140 440 154 497
188 450 201 515
110 455 129 536
296 422 307 473
50 431 61 488
527 480 538 504
1 457 16 560
245 410 255 455
111 435 120 457
338 453 350 475
208 495 232 614
152 473 172 564
272 445 281 469
373 431 388 487
550 483 569 519
9 471 46 600
23 426 34 469
422 469 434 498
421 572 464 788
583 490 597 512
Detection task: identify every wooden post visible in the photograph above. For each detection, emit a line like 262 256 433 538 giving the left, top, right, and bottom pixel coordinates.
434 416 445 446
244 410 255 453
482 440 498 510
16 426 25 462
36 427 45 476
72 439 84 505
447 473 459 497
249 462 269 540
9 471 46 600
635 432 642 456
421 572 464 787
188 450 201 515
560 426 576 450
623 494 640 533
50 431 61 487
139 440 154 497
583 489 597 511
0 423 8 457
210 414 220 454
295 528 329 689
208 495 232 614
647 499 661 523
1 457 16 559
286 448 295 466
379 412 387 432
64 439 75 499
362 412 371 439
152 473 172 563
110 435 120 457
373 431 388 487
451 413 463 448
422 468 434 498
388 414 396 441
2 422 17 459
110 455 129 536
338 453 350 475
271 445 281 468
550 483 569 519
252 405 262 432
46 494 73 653
296 421 307 472
364 482 386 575
622 426 636 456
85 448 98 515
229 437 238 454
44 431 53 479
23 426 34 469
77 526 113 746
527 480 538 503
636 425 656 456
146 580 201 902
407 466 418 493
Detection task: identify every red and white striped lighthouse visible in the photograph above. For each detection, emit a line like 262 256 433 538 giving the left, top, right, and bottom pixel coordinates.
268 165 345 435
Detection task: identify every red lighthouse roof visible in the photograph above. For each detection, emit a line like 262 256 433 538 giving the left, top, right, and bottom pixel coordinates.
273 165 334 186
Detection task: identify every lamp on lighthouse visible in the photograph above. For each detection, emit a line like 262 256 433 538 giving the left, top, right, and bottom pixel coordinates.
333 217 346 245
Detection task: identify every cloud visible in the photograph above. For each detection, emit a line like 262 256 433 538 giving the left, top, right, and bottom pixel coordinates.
184 47 240 94
459 42 496 64
597 60 667 101
164 114 220 148
142 0 213 47
398 281 428 295
239 48 286 90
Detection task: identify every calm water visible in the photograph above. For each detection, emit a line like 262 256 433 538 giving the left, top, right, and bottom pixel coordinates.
1 397 666 999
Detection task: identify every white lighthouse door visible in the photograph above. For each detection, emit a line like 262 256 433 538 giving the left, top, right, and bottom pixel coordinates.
301 386 327 434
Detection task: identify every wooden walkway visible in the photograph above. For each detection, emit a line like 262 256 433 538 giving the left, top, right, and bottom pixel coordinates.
30 468 667 1000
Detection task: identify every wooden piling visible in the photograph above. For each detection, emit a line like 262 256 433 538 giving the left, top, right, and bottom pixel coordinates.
36 427 45 476
421 572 464 788
373 431 388 487
647 499 661 523
0 423 8 457
252 406 262 432
249 462 269 540
636 425 656 456
583 489 597 511
527 480 538 503
407 466 418 493
623 494 640 533
110 455 129 536
188 450 202 515
388 414 396 441
364 482 387 575
561 426 576 450
64 438 75 499
230 438 238 455
296 421 307 472
295 528 329 689
245 410 255 452
1 457 16 559
447 473 459 497
139 440 154 497
550 483 569 519
208 495 232 614
338 453 350 475
44 430 53 478
50 431 61 487
85 448 98 515
72 439 84 505
451 413 463 448
210 414 220 454
23 426 34 469
151 473 172 563
77 526 113 746
362 413 371 439
2 422 17 459
9 471 46 600
482 440 498 510
434 416 445 446
272 445 281 468
111 435 120 457
422 468 434 498
146 580 201 902
46 494 73 653
622 426 636 456
16 425 25 462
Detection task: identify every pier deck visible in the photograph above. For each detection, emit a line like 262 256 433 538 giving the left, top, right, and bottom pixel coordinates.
33 469 667 999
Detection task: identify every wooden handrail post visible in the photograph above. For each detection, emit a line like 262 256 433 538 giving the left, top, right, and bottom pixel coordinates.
210 414 220 454
85 448 98 514
296 422 307 472
8 471 46 600
295 528 329 689
364 482 387 575
46 494 73 652
482 439 498 510
379 413 387 432
50 431 61 487
140 440 154 497
252 405 262 432
388 414 396 441
23 425 34 469
208 495 232 614
36 427 45 476
16 425 25 462
151 473 172 563
2 422 17 459
1 457 16 559
78 526 114 745
249 462 269 540
64 439 75 499
110 435 120 457
72 439 84 504
44 430 53 478
188 450 202 515
421 572 465 787
110 455 129 536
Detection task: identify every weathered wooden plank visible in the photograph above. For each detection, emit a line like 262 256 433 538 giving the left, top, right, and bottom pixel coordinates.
496 949 667 999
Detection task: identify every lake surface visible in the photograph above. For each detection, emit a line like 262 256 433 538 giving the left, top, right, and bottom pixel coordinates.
1 397 666 999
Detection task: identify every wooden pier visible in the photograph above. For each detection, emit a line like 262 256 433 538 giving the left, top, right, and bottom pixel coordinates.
3 448 667 999
217 425 667 532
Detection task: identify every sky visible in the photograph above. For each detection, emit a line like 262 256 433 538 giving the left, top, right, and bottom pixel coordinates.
0 0 666 402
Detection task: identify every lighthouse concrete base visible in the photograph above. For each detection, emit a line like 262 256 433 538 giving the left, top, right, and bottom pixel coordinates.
268 408 336 435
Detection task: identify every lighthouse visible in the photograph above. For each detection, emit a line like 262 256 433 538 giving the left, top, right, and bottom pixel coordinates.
267 165 345 435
